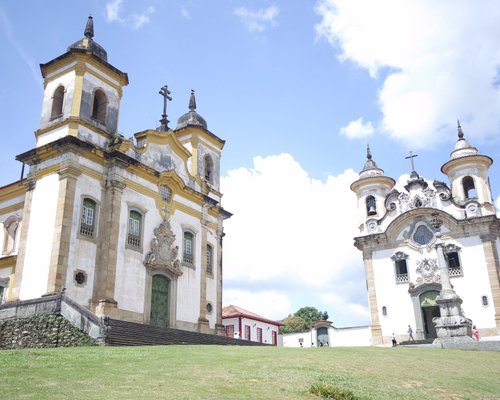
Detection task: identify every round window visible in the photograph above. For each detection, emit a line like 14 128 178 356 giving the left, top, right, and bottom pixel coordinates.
206 303 213 313
75 272 86 285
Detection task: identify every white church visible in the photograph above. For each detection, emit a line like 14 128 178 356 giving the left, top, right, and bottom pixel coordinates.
351 128 500 345
0 17 230 335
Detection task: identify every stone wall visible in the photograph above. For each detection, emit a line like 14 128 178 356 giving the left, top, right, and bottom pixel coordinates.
0 314 96 349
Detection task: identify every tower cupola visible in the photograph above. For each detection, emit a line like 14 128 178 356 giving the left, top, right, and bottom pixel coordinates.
441 121 494 214
351 145 395 232
176 90 208 130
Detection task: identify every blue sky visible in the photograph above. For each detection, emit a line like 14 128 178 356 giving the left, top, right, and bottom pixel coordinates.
2 1 500 326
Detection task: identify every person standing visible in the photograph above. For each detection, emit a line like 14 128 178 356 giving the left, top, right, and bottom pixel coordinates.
407 325 415 341
391 333 397 347
472 325 480 341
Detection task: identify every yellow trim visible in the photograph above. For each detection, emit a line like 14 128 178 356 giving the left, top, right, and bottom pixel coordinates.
0 202 25 216
35 164 61 180
35 117 110 141
42 52 128 89
70 65 85 117
0 256 16 269
0 181 26 202
175 126 225 150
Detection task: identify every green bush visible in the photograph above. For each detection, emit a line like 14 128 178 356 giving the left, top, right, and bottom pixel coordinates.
309 383 361 400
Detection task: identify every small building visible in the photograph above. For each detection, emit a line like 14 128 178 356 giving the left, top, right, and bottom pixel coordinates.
281 321 372 348
222 305 282 345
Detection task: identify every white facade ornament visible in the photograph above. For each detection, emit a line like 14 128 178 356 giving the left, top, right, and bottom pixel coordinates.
414 258 440 286
144 220 183 276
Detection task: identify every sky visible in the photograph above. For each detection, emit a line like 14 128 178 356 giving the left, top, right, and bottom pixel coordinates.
2 0 500 327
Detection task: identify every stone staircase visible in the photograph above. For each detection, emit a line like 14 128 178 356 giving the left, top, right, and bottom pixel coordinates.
105 319 269 346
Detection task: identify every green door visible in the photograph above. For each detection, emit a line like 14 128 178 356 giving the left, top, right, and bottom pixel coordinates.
151 275 170 327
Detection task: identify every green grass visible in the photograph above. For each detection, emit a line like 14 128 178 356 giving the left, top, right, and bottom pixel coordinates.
0 345 499 399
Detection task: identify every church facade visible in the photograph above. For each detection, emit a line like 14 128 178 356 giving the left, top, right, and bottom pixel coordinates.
351 126 500 345
0 17 230 335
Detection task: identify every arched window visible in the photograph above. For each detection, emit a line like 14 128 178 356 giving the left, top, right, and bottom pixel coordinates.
183 231 194 265
382 306 387 316
159 185 172 202
206 244 213 274
203 155 214 183
482 295 489 307
366 196 377 216
2 216 19 255
92 89 107 123
462 176 477 199
127 210 143 249
391 251 409 283
444 244 462 277
51 86 65 119
79 198 97 238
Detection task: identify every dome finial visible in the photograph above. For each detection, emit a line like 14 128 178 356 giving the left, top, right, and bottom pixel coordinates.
366 144 372 160
457 119 464 140
84 15 94 39
189 89 197 111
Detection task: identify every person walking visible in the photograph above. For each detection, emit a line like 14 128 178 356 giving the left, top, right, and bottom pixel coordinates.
407 325 415 341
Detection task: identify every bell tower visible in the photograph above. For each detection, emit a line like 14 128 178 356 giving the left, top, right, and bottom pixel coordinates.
350 145 395 234
37 16 128 149
174 90 225 195
441 121 494 216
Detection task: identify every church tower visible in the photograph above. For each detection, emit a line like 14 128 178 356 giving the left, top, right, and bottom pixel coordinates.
12 17 129 302
174 90 225 197
350 145 395 234
37 16 128 149
441 122 495 216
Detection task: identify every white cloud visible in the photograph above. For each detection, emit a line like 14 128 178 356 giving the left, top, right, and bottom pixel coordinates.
105 0 154 30
105 0 122 22
0 8 41 86
221 154 368 325
223 289 292 321
340 117 374 139
315 0 500 149
234 5 279 33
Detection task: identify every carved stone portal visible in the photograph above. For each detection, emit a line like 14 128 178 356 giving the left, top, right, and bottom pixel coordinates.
144 220 183 276
414 258 440 286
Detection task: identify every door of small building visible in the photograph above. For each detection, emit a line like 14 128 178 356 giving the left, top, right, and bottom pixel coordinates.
150 275 170 327
316 327 329 346
420 290 439 339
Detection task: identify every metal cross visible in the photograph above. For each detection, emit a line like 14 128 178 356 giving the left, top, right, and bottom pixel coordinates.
159 85 172 131
405 151 418 172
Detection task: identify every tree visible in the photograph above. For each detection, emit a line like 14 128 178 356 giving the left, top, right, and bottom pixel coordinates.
293 306 329 327
279 315 309 334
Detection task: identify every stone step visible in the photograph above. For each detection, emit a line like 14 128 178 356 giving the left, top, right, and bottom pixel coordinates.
105 319 268 346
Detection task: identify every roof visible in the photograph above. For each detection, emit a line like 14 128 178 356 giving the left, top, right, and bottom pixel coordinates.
222 305 283 326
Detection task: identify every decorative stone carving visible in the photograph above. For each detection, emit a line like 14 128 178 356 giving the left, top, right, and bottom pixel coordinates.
414 258 440 286
144 220 183 276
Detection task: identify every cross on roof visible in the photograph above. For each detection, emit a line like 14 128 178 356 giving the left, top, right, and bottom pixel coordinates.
405 151 418 172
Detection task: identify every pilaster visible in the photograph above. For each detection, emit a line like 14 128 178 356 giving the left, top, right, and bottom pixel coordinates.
215 215 224 333
91 173 126 311
363 247 383 345
46 162 81 294
10 175 36 300
197 205 209 332
481 232 500 334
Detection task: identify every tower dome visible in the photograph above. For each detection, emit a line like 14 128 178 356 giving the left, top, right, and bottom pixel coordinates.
67 16 108 61
176 90 207 130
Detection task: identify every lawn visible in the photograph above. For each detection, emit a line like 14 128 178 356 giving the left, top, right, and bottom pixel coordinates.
0 345 499 399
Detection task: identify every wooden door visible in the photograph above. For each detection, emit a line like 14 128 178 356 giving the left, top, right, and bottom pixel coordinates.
150 275 169 327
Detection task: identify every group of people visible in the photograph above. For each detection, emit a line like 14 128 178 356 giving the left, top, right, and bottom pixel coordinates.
391 324 480 346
